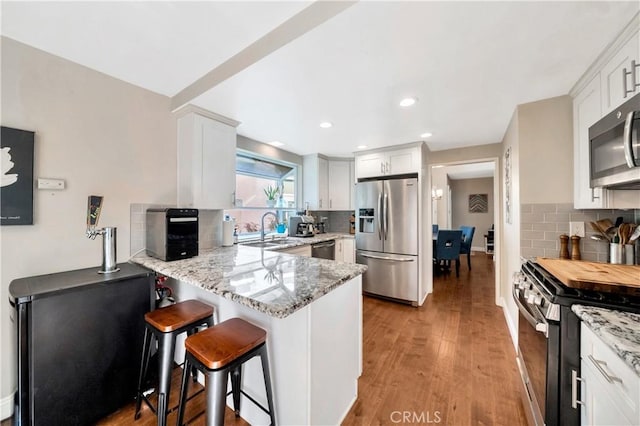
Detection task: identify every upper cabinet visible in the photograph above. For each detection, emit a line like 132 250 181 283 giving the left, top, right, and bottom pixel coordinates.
601 34 640 115
571 17 640 209
303 155 354 210
177 110 238 209
573 76 607 209
355 146 422 179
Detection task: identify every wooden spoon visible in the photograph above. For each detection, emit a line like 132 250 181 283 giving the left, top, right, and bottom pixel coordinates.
620 223 630 245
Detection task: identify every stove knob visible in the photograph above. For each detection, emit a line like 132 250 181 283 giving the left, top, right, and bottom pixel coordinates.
527 291 536 304
534 294 543 306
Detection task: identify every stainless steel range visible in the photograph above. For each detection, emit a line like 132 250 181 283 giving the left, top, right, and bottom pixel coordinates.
513 260 640 426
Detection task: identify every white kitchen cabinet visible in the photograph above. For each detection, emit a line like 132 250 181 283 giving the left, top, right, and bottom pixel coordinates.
335 238 355 263
328 161 351 210
177 111 237 209
303 155 354 211
573 76 608 209
355 146 421 179
571 23 640 209
579 323 640 426
600 33 640 115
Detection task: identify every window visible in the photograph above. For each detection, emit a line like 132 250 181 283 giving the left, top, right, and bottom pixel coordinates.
225 152 298 239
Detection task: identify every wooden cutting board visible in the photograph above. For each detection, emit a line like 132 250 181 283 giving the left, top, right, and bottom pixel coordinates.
537 257 640 290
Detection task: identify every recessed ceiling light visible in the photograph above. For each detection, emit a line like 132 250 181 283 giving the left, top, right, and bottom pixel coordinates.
269 141 284 147
421 132 433 138
399 97 417 107
357 145 368 150
319 122 333 128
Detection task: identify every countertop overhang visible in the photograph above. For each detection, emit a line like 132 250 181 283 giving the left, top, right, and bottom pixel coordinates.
131 239 366 319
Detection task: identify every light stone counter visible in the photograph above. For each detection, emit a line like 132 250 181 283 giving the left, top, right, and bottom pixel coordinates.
130 243 366 319
572 305 640 376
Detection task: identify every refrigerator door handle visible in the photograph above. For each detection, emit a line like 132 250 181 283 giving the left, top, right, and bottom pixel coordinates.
383 193 389 240
360 253 415 262
377 193 383 240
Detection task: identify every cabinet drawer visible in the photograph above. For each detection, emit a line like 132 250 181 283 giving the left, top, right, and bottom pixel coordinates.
581 324 640 423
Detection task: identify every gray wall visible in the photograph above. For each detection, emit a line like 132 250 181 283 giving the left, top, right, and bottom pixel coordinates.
451 177 494 250
0 37 177 413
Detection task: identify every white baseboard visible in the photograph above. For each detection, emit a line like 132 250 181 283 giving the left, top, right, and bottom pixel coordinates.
0 391 14 421
500 297 518 351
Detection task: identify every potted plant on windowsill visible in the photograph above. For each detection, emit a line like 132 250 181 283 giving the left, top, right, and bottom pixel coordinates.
264 185 279 207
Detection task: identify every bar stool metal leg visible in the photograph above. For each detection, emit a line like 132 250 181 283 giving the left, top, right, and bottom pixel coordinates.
206 370 228 426
176 356 192 426
259 346 277 426
157 332 176 426
135 326 153 420
230 366 242 417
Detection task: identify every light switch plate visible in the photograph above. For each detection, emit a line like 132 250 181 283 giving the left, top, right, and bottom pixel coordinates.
37 178 65 190
569 221 585 237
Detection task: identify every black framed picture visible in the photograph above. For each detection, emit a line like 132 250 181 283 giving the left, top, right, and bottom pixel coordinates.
1 126 35 225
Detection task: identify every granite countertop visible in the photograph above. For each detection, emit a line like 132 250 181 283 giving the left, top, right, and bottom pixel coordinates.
130 243 366 319
572 305 640 375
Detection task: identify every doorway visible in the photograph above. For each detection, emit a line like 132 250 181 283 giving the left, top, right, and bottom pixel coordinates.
429 158 500 306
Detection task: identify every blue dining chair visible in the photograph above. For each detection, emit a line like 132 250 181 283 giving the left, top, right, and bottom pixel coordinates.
434 230 463 277
460 226 476 270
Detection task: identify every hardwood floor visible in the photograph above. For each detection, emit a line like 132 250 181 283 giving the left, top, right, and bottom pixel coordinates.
343 251 527 426
2 251 525 426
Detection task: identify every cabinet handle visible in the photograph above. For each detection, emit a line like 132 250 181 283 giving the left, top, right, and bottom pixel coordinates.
571 369 584 409
590 187 600 202
319 199 322 208
380 162 384 174
329 199 332 209
623 60 640 98
588 355 623 384
386 161 390 173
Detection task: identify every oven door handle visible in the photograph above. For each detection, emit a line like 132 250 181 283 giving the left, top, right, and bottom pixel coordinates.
513 288 549 337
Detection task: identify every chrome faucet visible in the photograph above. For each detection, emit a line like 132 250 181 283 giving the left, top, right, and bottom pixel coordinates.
260 211 278 241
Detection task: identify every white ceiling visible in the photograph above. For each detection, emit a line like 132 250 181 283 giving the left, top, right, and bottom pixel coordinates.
2 1 638 157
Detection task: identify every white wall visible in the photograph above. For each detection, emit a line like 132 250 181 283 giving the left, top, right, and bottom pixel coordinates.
0 37 177 417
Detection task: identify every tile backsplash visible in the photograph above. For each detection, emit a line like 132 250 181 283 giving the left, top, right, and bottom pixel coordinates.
310 210 354 234
130 204 223 257
520 203 638 263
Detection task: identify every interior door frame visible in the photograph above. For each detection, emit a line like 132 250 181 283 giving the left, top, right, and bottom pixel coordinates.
429 157 501 306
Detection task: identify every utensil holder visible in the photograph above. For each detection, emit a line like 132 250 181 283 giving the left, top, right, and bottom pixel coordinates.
625 244 636 265
609 243 624 265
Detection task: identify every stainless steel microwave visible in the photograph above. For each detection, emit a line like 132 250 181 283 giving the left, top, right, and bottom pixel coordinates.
589 93 640 189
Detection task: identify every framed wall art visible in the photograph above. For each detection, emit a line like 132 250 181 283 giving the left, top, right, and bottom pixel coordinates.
469 194 488 213
504 146 512 224
1 126 35 225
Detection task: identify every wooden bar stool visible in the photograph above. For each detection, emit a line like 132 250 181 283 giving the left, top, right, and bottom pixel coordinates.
176 318 276 426
134 299 214 426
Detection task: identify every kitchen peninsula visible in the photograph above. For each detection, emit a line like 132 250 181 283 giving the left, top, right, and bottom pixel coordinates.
131 245 367 425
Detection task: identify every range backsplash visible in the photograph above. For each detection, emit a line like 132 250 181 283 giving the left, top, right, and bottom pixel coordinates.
309 210 354 234
520 203 639 263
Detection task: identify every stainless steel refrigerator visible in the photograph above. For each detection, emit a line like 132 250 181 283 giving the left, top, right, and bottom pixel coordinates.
355 177 419 304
